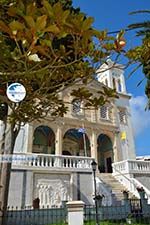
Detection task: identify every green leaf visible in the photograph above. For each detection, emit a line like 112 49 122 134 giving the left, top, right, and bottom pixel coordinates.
57 31 68 39
98 30 107 40
71 88 93 99
36 15 47 31
117 29 125 40
44 24 60 34
62 10 70 23
82 17 94 31
7 6 18 17
26 3 36 16
9 21 24 32
24 16 35 28
0 20 11 34
41 39 52 47
42 0 54 18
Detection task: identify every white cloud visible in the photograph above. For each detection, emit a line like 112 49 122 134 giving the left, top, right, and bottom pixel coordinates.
130 96 150 137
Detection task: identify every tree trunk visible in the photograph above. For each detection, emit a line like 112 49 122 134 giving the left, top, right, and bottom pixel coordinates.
0 121 5 154
0 120 18 225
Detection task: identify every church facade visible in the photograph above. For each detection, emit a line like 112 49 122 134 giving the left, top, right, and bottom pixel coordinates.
6 60 150 207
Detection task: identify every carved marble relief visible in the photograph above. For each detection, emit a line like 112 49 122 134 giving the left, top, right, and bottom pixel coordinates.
34 174 71 207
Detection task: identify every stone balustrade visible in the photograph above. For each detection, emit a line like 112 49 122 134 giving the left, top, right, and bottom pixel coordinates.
12 153 93 172
112 160 150 202
113 160 150 174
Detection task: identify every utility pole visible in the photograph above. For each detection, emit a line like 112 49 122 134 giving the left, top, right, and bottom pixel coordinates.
91 160 99 225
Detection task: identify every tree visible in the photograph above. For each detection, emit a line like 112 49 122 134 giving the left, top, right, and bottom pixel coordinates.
126 10 150 109
0 0 122 223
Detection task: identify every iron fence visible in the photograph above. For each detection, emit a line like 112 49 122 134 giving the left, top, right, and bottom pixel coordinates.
130 199 142 214
3 202 150 225
84 204 150 225
5 206 67 225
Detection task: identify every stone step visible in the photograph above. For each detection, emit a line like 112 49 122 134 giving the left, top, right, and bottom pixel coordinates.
96 173 137 204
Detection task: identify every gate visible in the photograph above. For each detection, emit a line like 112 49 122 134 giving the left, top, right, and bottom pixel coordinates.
130 199 142 216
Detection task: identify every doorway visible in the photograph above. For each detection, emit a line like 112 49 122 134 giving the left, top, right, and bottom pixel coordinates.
97 134 113 173
106 157 112 173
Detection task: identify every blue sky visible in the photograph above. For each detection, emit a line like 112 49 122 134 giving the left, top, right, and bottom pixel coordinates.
73 0 150 156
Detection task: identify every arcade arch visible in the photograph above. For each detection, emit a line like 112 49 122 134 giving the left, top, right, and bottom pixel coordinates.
63 128 91 156
97 134 113 173
33 125 55 154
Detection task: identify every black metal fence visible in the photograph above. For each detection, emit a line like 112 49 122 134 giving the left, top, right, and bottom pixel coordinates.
4 201 150 225
5 206 67 225
84 203 150 225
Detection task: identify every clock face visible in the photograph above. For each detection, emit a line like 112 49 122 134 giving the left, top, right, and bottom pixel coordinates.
6 83 26 103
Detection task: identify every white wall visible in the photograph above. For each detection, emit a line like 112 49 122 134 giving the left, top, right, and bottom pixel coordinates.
8 170 94 208
115 97 136 160
14 124 29 153
8 171 24 207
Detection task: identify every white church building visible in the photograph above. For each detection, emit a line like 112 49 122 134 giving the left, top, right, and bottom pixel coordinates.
4 60 150 207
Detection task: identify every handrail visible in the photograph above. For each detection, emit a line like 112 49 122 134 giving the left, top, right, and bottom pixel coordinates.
112 163 150 200
95 177 112 206
112 164 138 191
113 159 150 173
11 153 94 172
13 152 93 160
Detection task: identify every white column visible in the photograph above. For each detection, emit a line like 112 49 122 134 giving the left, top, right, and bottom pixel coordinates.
113 132 120 162
90 131 97 161
25 171 33 206
91 109 97 123
67 201 85 225
27 124 34 153
108 71 113 88
120 74 126 93
55 126 63 155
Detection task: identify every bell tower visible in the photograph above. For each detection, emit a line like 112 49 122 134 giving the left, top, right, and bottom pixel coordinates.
97 59 136 160
97 59 126 93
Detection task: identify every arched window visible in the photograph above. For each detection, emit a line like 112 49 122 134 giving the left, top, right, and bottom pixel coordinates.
63 128 91 157
105 78 108 86
113 78 116 90
118 108 127 124
72 99 81 114
100 105 112 120
118 79 122 92
33 126 55 154
100 105 108 120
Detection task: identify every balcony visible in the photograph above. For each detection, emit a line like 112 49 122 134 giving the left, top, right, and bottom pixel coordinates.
113 160 150 175
11 153 93 172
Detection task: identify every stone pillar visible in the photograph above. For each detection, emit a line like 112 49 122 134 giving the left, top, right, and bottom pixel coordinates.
108 71 113 88
55 126 63 155
66 201 85 225
27 124 34 153
90 131 97 160
25 171 33 206
113 132 120 162
91 109 97 123
120 73 126 93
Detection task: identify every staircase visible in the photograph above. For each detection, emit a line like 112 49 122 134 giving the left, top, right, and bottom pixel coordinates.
97 173 136 205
